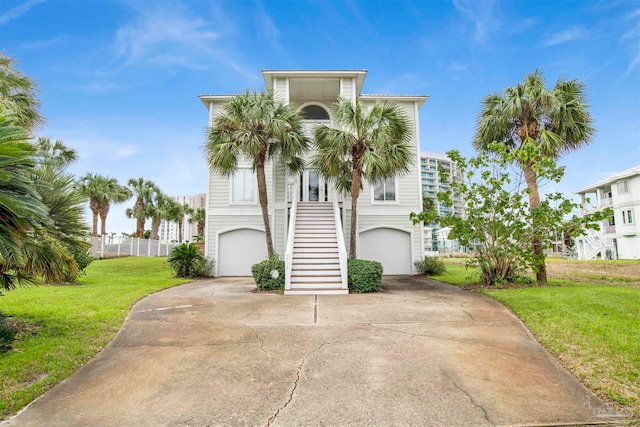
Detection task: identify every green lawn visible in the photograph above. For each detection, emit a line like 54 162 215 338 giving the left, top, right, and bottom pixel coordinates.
430 258 640 418
0 257 190 419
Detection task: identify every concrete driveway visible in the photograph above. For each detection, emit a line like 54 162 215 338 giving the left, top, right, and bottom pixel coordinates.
3 276 614 426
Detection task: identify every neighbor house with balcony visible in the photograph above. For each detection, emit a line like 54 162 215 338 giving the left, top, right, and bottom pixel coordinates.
199 70 427 294
574 164 640 260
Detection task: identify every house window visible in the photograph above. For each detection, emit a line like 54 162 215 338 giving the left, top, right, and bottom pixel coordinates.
301 105 330 121
231 168 256 203
626 209 634 224
617 180 630 194
373 178 396 202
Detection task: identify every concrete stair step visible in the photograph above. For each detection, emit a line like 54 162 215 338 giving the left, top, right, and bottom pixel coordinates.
291 270 341 276
293 254 339 260
294 243 338 248
284 288 348 295
291 275 342 283
292 263 340 270
293 247 339 253
295 232 337 237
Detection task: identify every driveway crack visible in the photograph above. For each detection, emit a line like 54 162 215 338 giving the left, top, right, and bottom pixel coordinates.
442 370 493 425
266 342 326 427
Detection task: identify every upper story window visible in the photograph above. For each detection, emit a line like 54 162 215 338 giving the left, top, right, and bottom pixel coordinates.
373 178 397 202
231 168 256 203
617 180 630 194
622 209 634 224
301 105 330 121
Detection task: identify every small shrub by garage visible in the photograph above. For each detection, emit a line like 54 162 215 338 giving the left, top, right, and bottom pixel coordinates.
414 256 446 276
347 259 383 293
168 243 213 278
251 255 285 291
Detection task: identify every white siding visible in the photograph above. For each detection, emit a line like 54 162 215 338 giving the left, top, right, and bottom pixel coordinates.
274 77 288 101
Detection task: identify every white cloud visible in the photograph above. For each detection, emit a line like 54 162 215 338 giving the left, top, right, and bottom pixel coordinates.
0 0 45 25
452 0 498 45
16 35 65 50
544 27 587 46
113 146 140 159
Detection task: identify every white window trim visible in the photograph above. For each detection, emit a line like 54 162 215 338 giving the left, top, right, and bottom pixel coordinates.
371 177 400 205
229 167 258 205
618 180 630 194
627 209 634 224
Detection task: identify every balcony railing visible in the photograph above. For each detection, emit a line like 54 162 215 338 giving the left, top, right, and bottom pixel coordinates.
601 198 613 207
605 225 616 234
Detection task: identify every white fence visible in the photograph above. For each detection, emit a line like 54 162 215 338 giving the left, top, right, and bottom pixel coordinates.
89 235 180 258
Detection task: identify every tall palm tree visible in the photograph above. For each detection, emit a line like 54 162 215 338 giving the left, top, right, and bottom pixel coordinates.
164 200 193 243
205 91 308 256
473 70 594 286
146 189 170 240
190 207 206 238
0 54 43 130
77 173 132 237
127 178 156 238
313 98 413 259
33 136 77 169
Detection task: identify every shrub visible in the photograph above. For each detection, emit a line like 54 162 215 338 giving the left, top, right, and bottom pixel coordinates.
168 243 212 278
347 259 383 293
0 312 17 353
414 256 446 276
64 244 94 283
251 255 285 291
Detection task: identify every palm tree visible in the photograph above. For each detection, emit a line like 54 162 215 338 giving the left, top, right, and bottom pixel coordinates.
473 70 594 286
146 189 170 240
313 98 413 259
77 173 132 237
205 91 308 256
164 200 193 243
190 207 206 238
0 54 43 130
33 137 77 169
127 178 156 238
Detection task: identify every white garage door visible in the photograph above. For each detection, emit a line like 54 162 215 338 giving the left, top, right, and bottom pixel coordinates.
218 229 267 276
359 228 412 275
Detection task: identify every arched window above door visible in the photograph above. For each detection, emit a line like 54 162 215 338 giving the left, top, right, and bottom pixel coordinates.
300 104 330 120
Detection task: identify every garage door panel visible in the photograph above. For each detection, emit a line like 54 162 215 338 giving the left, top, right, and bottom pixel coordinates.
359 228 411 275
219 229 267 276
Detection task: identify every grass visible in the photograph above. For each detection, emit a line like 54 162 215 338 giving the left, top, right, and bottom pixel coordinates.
0 257 190 419
429 257 640 418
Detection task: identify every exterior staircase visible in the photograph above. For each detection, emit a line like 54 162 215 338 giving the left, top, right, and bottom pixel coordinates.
284 202 348 295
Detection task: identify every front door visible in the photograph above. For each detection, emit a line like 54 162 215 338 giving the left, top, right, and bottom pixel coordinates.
300 171 327 202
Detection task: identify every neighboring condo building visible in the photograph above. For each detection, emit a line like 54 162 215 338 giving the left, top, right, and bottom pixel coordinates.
420 151 464 253
574 165 640 260
159 193 206 242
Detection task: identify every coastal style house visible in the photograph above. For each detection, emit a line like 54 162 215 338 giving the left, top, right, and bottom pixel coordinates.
199 70 427 293
574 165 640 260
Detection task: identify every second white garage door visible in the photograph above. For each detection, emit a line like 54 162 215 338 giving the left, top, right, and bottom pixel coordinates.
218 228 267 276
359 228 412 275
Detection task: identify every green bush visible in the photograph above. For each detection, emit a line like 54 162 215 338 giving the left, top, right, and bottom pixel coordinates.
251 255 285 291
347 259 383 293
64 243 94 282
168 243 212 278
0 311 17 353
414 256 446 276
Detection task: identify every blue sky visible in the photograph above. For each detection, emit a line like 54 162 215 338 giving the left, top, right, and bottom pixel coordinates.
2 0 639 234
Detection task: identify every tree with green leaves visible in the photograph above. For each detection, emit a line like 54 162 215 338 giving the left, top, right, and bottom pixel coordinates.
205 91 308 256
410 147 610 286
473 70 594 286
190 207 206 238
146 189 171 240
78 173 132 236
164 200 192 243
126 178 156 238
313 98 413 259
0 54 43 130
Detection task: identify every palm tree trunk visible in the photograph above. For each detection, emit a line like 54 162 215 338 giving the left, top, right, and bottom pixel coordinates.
151 218 160 240
178 218 184 242
100 212 107 236
91 210 99 237
197 221 204 237
256 161 274 257
349 166 362 259
523 164 547 286
136 217 145 238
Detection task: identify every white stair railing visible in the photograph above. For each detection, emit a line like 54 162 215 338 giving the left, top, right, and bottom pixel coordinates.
284 184 300 291
332 200 349 291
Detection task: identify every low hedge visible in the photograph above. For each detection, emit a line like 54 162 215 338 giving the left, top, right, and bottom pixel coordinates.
347 259 383 293
251 255 285 291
